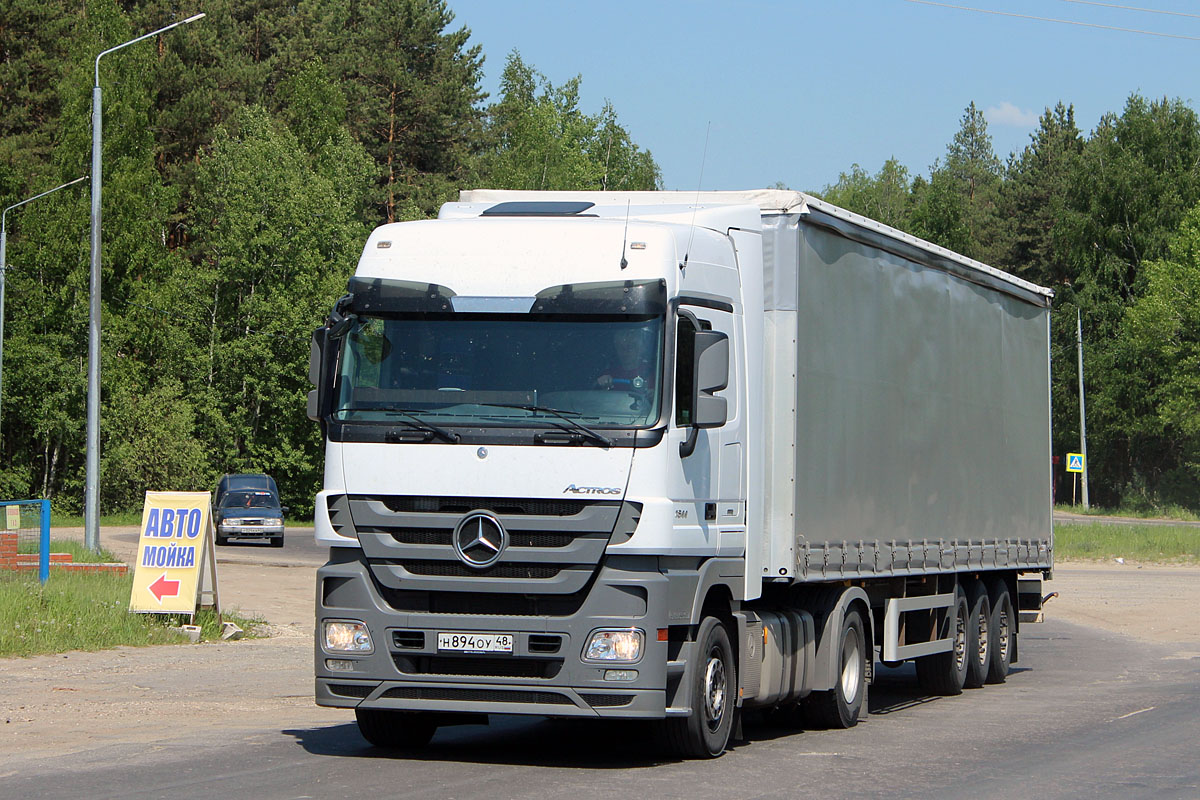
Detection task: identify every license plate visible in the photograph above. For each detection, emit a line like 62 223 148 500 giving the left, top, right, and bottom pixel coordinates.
437 632 514 654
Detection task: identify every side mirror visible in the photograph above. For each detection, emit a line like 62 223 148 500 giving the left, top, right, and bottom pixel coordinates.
307 327 332 422
680 329 729 458
280 506 290 516
692 330 729 429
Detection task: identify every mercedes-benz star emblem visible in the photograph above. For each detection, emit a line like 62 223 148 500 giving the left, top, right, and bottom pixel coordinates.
452 511 507 569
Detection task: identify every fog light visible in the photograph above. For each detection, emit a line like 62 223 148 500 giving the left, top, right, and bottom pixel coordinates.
325 658 357 672
324 620 372 652
604 669 638 681
584 629 643 662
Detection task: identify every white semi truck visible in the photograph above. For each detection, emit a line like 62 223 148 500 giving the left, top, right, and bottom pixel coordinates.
307 190 1053 757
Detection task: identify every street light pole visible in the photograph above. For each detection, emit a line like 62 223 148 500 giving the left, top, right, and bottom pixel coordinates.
1 176 89 439
1076 306 1090 510
85 12 205 553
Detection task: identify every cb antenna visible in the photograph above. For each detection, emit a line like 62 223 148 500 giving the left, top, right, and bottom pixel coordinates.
682 121 711 271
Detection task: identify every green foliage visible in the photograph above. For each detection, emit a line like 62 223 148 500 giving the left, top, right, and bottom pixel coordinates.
1 2 660 518
910 102 1002 262
818 158 912 230
481 51 661 192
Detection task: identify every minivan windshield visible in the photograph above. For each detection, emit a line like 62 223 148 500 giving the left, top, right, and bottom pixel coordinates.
222 491 276 509
333 314 664 428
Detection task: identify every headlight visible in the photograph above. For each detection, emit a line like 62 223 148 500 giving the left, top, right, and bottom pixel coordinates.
263 518 283 526
324 620 373 653
584 629 643 663
221 518 243 527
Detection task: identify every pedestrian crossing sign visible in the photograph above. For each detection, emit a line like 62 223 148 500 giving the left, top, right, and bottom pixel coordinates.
1067 453 1085 473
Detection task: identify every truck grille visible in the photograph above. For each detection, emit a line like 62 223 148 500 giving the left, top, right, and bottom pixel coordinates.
386 529 577 549
329 495 639 597
401 561 562 579
379 496 591 517
378 587 588 617
393 655 563 679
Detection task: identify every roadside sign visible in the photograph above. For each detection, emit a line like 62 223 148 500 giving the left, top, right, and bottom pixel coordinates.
1066 453 1085 473
129 491 220 617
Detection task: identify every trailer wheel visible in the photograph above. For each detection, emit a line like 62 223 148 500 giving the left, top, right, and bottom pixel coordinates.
354 708 438 749
916 588 969 696
986 580 1014 684
803 607 867 729
662 616 736 758
963 579 991 689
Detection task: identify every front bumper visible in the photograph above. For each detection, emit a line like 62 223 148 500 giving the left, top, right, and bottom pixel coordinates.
219 524 284 538
315 552 671 719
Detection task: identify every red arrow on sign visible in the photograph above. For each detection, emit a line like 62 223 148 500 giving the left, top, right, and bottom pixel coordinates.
149 573 181 603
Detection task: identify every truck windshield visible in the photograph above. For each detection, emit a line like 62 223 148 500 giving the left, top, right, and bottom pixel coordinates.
333 314 664 428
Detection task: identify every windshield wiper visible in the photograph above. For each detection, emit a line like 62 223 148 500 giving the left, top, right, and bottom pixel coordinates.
377 408 461 443
480 403 613 448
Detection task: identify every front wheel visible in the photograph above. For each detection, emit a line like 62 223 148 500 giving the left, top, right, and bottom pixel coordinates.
270 535 284 548
661 616 736 758
354 708 438 749
803 607 867 729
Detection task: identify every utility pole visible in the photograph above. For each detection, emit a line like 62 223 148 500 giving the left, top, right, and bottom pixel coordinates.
85 12 205 553
1076 307 1089 510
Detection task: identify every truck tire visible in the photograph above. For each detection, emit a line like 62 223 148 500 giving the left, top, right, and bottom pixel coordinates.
354 708 437 749
270 535 284 548
661 616 736 758
963 578 991 689
215 534 228 546
916 588 969 696
985 579 1014 684
802 607 867 729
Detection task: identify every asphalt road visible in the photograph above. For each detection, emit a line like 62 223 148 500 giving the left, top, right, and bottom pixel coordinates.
6 614 1198 800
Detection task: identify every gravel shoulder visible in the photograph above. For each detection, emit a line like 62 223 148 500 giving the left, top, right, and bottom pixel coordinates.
2 532 1198 771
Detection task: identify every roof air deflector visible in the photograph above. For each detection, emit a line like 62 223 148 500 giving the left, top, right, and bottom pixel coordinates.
481 201 596 217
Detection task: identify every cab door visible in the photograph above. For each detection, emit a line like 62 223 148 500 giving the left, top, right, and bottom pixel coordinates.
667 302 744 555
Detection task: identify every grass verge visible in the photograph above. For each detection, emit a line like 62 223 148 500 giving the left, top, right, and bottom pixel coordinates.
1054 503 1200 522
17 539 122 564
0 570 264 658
1054 522 1200 562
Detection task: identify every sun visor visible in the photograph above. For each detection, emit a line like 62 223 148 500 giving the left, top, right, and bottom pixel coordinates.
530 279 666 315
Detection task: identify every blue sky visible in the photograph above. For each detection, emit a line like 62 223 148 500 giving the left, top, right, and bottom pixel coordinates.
448 0 1200 192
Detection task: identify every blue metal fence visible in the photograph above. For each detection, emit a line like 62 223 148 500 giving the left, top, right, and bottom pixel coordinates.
1 499 51 583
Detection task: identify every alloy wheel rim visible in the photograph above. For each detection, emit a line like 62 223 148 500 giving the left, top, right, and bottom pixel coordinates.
703 648 727 731
840 627 862 702
976 610 990 666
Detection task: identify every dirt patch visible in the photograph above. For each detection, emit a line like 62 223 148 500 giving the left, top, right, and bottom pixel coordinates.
1049 560 1200 646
